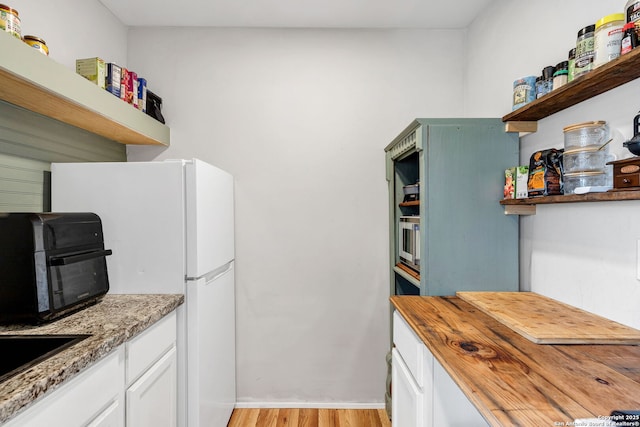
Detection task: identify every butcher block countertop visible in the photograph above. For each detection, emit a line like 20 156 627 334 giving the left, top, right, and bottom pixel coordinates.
391 295 640 426
0 294 184 424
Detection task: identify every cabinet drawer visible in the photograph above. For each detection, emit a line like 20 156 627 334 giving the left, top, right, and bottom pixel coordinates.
126 311 177 385
614 174 640 188
393 311 424 387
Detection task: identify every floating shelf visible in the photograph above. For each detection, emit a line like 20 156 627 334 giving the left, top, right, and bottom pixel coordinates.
0 33 169 146
399 200 419 207
502 47 640 124
500 191 640 214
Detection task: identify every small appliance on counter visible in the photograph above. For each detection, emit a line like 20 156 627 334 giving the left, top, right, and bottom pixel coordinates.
0 212 112 323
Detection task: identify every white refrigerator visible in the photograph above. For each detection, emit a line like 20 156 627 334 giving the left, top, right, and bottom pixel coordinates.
51 159 236 427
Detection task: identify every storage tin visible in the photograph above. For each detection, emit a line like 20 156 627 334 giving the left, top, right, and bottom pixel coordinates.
512 76 536 110
0 4 20 39
23 35 48 55
563 121 609 150
594 13 625 68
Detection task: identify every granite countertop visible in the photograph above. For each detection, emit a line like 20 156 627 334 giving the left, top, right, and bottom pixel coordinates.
391 296 640 426
0 294 184 424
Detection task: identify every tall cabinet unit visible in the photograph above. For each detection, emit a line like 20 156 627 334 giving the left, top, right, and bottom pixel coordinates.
385 118 519 296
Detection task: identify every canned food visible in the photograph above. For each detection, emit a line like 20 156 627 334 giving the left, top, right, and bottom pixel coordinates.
23 35 49 55
0 4 20 39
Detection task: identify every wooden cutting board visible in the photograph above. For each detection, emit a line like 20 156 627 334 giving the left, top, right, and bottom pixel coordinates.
456 291 640 344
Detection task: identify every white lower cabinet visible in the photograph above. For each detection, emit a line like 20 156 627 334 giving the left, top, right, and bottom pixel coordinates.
4 348 126 427
4 312 178 427
126 346 177 427
125 311 178 427
392 311 488 427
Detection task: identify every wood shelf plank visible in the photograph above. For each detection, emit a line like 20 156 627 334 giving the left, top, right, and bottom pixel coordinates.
0 33 169 146
503 47 640 123
500 191 640 206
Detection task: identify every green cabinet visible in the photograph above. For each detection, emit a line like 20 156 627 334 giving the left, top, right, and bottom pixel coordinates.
385 119 519 296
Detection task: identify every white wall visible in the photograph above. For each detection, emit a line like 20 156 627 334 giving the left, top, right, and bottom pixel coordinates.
125 27 466 405
8 0 127 70
467 0 640 329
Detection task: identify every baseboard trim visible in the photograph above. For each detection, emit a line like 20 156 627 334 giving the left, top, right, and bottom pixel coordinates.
234 401 385 410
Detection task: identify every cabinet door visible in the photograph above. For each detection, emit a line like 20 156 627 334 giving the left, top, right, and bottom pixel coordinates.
4 348 125 427
87 400 124 427
392 348 424 427
126 346 177 427
432 358 488 427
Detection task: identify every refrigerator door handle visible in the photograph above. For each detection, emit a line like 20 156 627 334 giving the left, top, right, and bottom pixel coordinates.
186 261 233 284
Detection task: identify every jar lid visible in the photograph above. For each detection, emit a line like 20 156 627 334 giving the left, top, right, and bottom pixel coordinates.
542 66 555 79
563 171 606 178
0 4 18 15
23 35 46 44
577 24 596 37
563 121 607 133
563 146 605 155
595 13 625 29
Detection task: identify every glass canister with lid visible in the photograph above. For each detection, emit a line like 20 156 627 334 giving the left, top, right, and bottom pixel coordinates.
563 121 610 150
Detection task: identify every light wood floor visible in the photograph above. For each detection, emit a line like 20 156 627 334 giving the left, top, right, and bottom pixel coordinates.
227 408 391 427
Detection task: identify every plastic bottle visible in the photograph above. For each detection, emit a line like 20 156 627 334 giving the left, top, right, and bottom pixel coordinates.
621 22 638 54
575 24 596 78
593 13 625 67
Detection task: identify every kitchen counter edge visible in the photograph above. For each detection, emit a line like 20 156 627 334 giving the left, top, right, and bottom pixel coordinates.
0 293 184 424
390 295 640 426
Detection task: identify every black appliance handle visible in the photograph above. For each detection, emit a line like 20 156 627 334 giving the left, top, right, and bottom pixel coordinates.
49 249 113 266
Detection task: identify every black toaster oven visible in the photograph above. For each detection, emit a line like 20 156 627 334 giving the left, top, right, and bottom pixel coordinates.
0 212 112 323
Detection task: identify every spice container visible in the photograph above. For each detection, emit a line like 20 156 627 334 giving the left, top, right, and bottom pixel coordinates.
536 66 555 98
593 13 625 68
552 61 568 90
575 24 595 78
0 4 20 39
23 35 48 55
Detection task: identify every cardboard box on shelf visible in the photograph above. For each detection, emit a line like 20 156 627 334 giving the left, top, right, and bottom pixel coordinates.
76 57 106 89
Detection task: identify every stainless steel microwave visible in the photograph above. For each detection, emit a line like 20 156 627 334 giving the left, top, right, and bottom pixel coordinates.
399 216 420 271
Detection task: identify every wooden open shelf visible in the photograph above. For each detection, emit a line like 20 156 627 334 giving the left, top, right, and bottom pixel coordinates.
503 47 640 123
399 200 420 207
0 33 169 146
501 191 640 206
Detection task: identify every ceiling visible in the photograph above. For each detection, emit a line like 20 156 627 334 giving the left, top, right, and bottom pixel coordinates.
98 0 494 29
